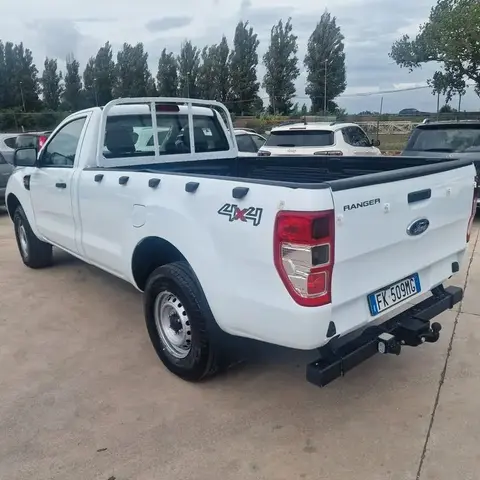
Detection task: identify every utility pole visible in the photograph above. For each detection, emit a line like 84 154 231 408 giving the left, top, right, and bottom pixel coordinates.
323 59 327 117
436 91 440 121
376 96 384 142
19 81 26 112
186 72 191 98
272 86 276 115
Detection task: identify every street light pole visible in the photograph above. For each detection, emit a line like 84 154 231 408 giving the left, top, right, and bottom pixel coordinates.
186 72 190 98
272 86 276 115
323 59 327 117
19 81 26 112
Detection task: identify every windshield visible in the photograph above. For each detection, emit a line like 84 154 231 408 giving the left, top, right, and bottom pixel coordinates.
406 126 480 153
265 130 334 147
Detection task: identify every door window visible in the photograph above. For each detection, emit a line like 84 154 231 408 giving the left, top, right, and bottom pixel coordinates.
342 127 372 147
236 134 257 153
40 117 87 167
251 134 265 151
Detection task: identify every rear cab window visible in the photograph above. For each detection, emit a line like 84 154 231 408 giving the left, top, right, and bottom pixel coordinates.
104 111 230 159
3 136 17 149
265 130 334 147
406 125 480 152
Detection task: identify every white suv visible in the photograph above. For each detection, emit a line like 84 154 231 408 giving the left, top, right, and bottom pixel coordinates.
258 122 381 157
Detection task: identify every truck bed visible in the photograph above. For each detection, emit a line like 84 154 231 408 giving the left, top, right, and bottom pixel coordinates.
107 155 473 190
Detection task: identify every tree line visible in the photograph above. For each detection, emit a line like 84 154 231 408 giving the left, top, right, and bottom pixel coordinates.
0 11 346 117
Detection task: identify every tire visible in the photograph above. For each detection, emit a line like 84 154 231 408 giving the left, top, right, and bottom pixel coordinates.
13 206 53 269
144 261 223 382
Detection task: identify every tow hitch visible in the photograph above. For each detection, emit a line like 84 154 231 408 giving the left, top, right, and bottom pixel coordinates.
306 285 462 387
376 319 442 356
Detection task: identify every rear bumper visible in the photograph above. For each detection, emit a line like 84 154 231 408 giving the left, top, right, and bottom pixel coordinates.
306 285 463 387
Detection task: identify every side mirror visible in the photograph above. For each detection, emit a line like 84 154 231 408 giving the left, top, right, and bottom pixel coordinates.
13 147 37 167
372 139 381 147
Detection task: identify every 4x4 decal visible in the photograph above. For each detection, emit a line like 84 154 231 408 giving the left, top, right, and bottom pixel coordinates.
217 203 263 226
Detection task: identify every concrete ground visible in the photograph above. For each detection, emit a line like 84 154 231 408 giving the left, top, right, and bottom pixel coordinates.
0 208 479 480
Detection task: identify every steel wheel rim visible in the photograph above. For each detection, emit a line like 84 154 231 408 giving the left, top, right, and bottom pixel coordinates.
18 222 29 259
154 291 192 359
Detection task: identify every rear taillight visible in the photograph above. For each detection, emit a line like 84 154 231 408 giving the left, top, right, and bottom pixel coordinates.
38 135 47 149
313 150 343 156
258 150 271 157
467 176 478 242
274 210 335 307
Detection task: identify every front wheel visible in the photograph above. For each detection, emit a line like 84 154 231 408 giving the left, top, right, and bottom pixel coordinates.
13 206 53 269
144 261 222 382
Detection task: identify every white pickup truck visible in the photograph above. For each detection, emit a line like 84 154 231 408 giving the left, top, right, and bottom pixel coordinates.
6 97 477 387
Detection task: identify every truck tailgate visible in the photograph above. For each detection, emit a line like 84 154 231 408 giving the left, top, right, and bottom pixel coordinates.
329 162 475 336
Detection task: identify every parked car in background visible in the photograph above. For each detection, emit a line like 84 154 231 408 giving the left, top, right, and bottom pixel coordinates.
0 151 13 205
234 128 266 156
15 131 51 150
402 120 480 205
258 122 381 157
0 133 20 164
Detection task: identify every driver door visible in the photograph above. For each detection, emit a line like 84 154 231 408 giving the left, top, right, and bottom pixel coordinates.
30 115 88 253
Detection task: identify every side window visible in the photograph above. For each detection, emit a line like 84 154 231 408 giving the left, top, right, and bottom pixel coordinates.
251 134 265 151
4 136 17 149
342 127 371 147
41 118 86 167
236 134 256 153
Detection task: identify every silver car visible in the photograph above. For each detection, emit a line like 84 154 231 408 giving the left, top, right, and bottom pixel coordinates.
0 133 19 165
0 151 13 206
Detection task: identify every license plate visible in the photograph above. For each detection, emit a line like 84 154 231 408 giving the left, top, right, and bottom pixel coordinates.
368 274 421 316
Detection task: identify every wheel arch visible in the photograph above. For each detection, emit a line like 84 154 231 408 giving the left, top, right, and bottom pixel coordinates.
6 193 21 221
131 236 188 291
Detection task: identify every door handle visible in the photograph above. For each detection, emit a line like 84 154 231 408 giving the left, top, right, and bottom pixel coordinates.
55 182 67 189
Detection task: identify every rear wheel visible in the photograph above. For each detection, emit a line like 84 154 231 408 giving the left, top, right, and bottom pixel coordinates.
144 261 223 381
13 206 53 269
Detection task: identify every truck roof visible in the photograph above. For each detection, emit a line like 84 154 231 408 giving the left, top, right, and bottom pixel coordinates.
76 104 215 117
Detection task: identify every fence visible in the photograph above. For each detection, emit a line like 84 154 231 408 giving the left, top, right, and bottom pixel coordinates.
0 111 70 133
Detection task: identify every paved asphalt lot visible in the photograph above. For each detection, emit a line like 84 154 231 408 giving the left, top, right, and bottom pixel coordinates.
0 207 479 480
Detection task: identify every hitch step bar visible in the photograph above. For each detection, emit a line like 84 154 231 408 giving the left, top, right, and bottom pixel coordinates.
306 285 463 388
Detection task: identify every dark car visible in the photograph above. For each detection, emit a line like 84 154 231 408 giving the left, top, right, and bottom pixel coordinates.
402 120 480 204
402 121 480 161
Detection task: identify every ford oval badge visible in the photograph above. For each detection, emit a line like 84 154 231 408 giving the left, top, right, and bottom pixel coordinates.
407 218 430 236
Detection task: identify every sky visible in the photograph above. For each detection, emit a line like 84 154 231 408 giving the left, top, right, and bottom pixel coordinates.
1 0 479 113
